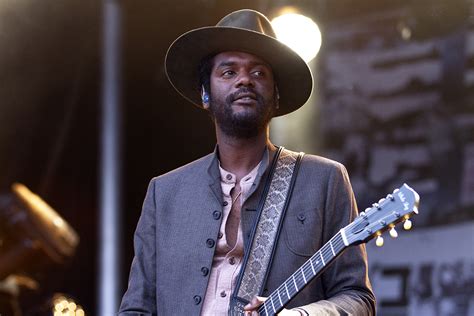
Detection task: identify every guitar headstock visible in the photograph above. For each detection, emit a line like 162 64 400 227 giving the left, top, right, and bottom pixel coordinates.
342 183 420 247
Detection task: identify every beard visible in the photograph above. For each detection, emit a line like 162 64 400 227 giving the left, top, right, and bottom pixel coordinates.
209 87 276 139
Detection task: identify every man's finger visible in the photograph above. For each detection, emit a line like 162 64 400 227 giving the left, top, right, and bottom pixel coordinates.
244 296 267 314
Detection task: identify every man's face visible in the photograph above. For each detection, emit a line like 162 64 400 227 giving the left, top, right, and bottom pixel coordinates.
207 51 278 139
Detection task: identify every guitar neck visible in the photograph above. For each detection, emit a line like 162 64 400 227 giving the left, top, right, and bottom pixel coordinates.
258 231 347 316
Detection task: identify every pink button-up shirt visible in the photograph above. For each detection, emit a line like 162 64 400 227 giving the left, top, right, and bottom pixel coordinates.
201 162 261 315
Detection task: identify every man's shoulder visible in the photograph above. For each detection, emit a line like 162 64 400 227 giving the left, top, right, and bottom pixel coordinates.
297 151 345 172
151 152 215 184
294 151 353 190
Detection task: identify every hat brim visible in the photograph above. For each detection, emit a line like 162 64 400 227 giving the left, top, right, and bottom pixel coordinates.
165 26 313 117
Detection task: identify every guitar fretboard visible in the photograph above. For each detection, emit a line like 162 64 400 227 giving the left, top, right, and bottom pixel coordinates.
258 232 347 316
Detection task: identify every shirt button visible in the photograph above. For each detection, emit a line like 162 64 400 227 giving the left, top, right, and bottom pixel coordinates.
218 232 223 239
201 267 209 276
206 238 215 248
213 210 222 220
194 295 202 305
223 201 229 206
220 291 227 297
229 257 235 265
226 174 232 180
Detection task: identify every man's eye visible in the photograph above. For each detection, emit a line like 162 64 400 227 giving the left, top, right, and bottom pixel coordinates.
253 71 265 76
222 70 235 76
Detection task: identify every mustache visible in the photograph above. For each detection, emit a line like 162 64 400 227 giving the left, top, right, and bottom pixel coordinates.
226 88 263 104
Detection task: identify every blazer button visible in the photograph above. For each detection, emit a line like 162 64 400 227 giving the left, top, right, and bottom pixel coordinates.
213 210 222 220
223 201 229 206
193 295 202 305
297 213 306 223
206 238 215 248
201 267 209 276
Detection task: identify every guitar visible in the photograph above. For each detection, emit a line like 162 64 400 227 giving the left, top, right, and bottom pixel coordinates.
229 183 420 316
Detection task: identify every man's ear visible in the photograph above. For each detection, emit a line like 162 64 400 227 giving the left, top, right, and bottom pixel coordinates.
274 85 280 110
201 86 210 109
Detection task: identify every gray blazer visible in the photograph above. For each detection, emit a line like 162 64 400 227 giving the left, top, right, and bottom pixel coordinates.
119 150 376 315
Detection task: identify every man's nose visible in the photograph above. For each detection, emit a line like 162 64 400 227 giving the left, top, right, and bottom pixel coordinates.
235 72 254 87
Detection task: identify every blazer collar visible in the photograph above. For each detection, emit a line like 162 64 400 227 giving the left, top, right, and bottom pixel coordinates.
206 146 223 204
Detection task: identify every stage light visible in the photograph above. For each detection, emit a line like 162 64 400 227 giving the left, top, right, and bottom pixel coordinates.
397 22 412 40
272 12 321 63
52 294 85 315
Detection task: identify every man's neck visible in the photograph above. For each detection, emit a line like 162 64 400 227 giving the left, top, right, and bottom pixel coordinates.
216 127 275 181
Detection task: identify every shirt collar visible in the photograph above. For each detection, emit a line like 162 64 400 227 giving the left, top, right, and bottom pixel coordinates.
206 144 273 187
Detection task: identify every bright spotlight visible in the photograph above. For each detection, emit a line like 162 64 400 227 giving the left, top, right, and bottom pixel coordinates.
272 13 321 63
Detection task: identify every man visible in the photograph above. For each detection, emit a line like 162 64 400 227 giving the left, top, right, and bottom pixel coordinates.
119 9 375 316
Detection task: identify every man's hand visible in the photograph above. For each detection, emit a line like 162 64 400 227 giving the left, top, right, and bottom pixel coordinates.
243 296 305 315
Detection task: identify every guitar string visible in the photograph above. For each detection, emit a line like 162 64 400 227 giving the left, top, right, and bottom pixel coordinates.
258 239 345 315
258 195 407 315
261 211 404 315
263 237 344 300
255 195 407 315
264 239 344 314
342 195 406 245
279 237 345 298
257 239 344 316
257 234 346 314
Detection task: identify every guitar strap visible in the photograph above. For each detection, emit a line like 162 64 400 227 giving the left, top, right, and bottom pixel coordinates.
230 147 304 315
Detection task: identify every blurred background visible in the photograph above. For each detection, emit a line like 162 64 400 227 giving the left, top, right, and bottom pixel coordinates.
0 0 472 315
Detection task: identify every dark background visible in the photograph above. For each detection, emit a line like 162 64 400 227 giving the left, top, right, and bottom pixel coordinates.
0 0 472 314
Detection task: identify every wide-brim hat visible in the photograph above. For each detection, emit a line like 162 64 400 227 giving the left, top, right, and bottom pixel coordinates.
165 9 313 117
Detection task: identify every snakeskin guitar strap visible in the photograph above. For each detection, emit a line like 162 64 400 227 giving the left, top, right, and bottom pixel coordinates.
229 147 304 315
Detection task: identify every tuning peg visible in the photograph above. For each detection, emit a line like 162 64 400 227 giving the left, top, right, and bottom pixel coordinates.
389 227 398 238
403 219 412 230
376 235 384 247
